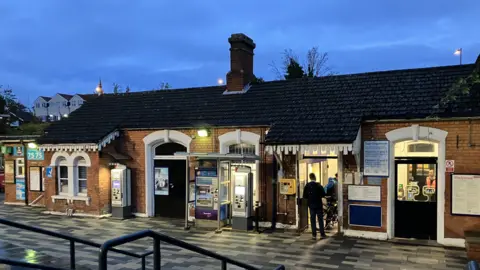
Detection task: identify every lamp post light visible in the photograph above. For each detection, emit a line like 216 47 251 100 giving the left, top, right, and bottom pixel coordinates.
454 48 462 65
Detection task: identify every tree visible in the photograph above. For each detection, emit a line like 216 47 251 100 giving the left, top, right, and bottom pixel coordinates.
270 47 333 80
159 82 171 90
251 75 265 84
112 83 122 94
125 86 131 93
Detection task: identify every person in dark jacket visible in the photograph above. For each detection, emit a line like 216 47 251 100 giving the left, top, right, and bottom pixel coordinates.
303 173 327 239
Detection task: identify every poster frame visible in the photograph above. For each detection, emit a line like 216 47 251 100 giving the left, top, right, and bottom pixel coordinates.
450 173 480 216
363 140 390 177
29 166 43 192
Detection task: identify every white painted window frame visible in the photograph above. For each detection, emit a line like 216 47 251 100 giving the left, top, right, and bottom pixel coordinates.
50 152 92 204
15 158 25 178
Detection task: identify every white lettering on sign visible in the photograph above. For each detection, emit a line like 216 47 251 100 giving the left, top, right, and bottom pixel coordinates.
348 185 381 202
364 141 389 177
452 174 480 216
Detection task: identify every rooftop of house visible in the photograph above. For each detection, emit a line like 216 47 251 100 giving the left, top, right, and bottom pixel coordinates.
38 62 479 145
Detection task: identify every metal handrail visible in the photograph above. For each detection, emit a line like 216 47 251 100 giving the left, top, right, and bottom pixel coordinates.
99 229 285 270
466 260 480 270
0 218 148 269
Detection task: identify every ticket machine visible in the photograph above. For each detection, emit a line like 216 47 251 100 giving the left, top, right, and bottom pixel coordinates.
232 166 253 231
111 164 132 219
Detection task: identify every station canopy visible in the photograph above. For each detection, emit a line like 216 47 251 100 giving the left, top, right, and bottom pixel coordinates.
174 152 260 161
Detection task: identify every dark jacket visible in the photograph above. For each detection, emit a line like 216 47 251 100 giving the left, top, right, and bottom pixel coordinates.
303 181 326 208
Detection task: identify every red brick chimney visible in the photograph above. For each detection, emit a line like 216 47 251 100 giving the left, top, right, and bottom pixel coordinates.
226 33 256 92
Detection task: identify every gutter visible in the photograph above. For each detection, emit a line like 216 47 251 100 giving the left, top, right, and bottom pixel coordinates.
363 116 480 123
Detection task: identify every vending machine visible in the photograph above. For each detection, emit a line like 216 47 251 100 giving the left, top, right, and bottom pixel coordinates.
111 164 132 219
232 166 253 231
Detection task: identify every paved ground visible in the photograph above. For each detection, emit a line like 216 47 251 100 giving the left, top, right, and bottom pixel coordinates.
0 193 469 270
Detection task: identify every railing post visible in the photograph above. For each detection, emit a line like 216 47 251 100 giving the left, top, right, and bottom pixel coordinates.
98 248 108 270
221 260 227 270
141 255 146 270
69 240 75 269
153 237 161 270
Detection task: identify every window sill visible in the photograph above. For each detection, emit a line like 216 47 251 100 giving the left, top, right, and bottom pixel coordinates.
51 195 91 206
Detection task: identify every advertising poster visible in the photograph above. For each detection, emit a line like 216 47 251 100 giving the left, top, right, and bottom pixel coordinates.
16 178 25 200
13 146 24 156
195 208 218 220
29 167 42 191
189 182 195 202
5 161 15 183
154 167 169 195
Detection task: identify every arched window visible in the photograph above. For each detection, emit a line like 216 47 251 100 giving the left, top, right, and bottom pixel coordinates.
228 143 256 155
155 143 187 156
57 157 69 195
407 143 434 153
75 157 88 195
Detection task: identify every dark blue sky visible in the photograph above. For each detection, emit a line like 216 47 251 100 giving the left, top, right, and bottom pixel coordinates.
1 0 479 106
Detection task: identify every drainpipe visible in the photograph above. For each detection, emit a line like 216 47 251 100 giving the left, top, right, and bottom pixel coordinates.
22 140 29 206
271 153 278 230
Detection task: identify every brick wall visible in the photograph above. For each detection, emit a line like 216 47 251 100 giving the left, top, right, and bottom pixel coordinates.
362 120 480 239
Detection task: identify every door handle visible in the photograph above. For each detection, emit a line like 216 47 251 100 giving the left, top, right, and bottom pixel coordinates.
170 183 174 188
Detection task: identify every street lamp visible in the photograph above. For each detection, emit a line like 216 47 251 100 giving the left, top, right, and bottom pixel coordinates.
454 48 462 65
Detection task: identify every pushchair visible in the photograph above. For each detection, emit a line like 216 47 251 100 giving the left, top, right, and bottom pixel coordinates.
323 196 338 230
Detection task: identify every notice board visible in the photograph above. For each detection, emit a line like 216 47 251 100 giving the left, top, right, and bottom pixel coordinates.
451 174 480 216
348 185 381 202
364 141 389 177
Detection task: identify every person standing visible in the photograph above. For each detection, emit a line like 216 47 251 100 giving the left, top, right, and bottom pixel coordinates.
303 173 327 240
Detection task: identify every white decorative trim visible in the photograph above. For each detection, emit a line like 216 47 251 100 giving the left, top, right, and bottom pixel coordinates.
50 152 70 166
3 202 26 206
40 144 99 152
98 130 120 150
265 143 354 156
344 229 388 240
441 238 465 248
218 130 260 155
385 125 448 244
51 195 91 206
143 130 192 217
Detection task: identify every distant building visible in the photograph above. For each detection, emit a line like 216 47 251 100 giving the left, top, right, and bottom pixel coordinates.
33 93 95 122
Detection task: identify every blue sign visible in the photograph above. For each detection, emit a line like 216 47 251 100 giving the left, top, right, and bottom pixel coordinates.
16 178 25 200
46 167 53 178
27 149 45 161
349 205 382 227
13 146 24 156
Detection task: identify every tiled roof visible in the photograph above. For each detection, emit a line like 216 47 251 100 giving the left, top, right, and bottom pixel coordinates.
77 94 97 101
58 93 74 100
39 63 479 145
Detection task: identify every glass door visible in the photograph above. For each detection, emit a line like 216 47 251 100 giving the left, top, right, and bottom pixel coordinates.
395 158 437 240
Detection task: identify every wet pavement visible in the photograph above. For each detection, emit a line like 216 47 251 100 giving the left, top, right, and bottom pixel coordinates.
0 193 469 269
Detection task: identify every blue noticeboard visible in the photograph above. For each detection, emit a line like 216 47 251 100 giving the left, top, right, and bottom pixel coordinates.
349 204 382 227
27 149 45 161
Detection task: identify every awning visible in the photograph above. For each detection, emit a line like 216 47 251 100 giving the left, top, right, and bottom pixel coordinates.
174 152 260 161
265 128 362 156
